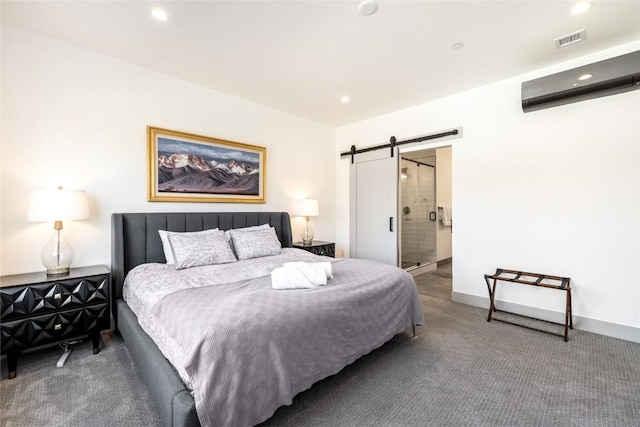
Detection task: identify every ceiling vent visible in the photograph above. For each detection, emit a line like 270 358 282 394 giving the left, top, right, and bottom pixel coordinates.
522 50 640 113
555 29 586 49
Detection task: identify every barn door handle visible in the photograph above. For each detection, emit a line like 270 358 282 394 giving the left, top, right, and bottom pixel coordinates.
429 212 437 221
389 217 394 232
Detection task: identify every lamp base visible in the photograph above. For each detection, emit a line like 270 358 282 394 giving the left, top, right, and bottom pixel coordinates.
301 217 315 245
41 227 73 277
46 266 70 276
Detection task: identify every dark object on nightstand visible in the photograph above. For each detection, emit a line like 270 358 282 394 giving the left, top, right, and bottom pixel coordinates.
293 241 335 258
0 265 110 378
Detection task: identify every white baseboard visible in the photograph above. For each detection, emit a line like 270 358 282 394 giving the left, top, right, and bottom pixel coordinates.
451 291 640 344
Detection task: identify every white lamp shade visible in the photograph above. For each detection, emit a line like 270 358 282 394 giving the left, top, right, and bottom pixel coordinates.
28 188 90 222
294 199 319 217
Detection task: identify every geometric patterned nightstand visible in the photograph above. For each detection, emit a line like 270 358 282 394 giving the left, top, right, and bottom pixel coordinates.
0 265 110 379
293 241 335 258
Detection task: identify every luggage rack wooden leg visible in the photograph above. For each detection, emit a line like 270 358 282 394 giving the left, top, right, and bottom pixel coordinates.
564 288 573 342
484 274 498 322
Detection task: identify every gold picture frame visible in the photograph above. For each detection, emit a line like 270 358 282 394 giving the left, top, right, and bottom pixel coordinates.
148 126 266 203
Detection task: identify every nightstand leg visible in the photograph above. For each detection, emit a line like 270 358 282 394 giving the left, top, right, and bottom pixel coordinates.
7 352 18 379
91 331 102 354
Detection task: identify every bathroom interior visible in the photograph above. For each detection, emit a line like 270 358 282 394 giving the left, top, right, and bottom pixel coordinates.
400 146 453 298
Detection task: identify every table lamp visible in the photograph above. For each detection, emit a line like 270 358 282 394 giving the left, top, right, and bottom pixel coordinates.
28 186 90 275
294 198 319 245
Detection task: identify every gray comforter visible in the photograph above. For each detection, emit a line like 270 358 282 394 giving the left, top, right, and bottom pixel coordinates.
149 257 424 427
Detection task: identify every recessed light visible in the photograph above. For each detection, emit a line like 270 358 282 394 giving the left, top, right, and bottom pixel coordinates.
152 8 168 21
358 0 378 16
571 2 592 15
340 96 350 103
451 42 464 50
578 73 593 81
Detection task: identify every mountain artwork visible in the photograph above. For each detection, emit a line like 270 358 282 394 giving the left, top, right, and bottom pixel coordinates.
148 127 266 203
158 152 260 196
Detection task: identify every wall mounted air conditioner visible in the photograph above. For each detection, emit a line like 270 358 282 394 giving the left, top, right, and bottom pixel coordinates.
522 50 640 113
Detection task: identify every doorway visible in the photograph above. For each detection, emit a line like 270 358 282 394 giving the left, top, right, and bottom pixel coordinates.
346 129 457 301
347 127 459 267
400 145 453 299
400 146 453 300
399 150 437 269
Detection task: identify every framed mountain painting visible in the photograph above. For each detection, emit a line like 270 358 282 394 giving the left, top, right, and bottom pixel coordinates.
147 126 266 203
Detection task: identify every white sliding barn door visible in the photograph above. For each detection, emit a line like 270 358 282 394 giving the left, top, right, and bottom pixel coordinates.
350 149 398 266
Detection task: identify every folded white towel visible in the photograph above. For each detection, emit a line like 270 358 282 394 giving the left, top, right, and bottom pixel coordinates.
284 262 333 279
439 206 452 227
271 264 327 290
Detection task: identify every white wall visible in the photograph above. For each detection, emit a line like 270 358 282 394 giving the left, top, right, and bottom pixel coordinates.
0 24 336 275
436 147 452 261
336 41 640 341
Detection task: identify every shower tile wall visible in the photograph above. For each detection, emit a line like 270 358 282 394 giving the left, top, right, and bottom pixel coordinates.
401 158 436 268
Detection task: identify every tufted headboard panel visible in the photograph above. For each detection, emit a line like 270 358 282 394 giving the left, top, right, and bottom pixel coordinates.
111 212 293 300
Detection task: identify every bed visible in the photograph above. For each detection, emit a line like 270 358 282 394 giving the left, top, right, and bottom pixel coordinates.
111 211 424 427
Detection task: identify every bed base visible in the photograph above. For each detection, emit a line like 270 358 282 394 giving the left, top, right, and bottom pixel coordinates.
117 300 199 427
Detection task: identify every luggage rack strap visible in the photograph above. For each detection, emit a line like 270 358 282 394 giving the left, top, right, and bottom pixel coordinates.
485 268 571 290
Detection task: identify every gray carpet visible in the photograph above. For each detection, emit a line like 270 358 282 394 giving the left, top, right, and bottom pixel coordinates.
2 292 640 426
1 334 161 427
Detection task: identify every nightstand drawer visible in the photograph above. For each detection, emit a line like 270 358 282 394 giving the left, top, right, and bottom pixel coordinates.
1 303 109 353
311 246 335 257
293 241 335 258
0 274 108 321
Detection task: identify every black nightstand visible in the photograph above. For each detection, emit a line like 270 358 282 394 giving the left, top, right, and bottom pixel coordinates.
293 241 335 258
0 265 110 379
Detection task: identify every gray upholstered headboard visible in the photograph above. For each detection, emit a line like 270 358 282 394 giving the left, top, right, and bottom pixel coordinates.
111 212 293 300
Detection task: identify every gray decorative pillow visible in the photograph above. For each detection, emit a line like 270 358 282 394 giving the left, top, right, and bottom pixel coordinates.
223 223 270 242
167 229 237 270
159 228 219 265
230 227 282 260
224 223 270 255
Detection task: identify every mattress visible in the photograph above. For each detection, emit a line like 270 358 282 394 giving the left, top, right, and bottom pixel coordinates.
123 248 326 387
123 248 424 427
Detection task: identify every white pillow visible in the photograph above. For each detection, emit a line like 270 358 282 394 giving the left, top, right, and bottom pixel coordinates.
230 227 282 260
167 229 237 270
159 228 219 265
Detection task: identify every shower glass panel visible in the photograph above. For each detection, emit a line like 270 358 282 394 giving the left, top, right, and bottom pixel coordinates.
400 154 437 269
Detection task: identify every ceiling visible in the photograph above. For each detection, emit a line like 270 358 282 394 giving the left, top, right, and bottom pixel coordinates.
3 1 639 127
